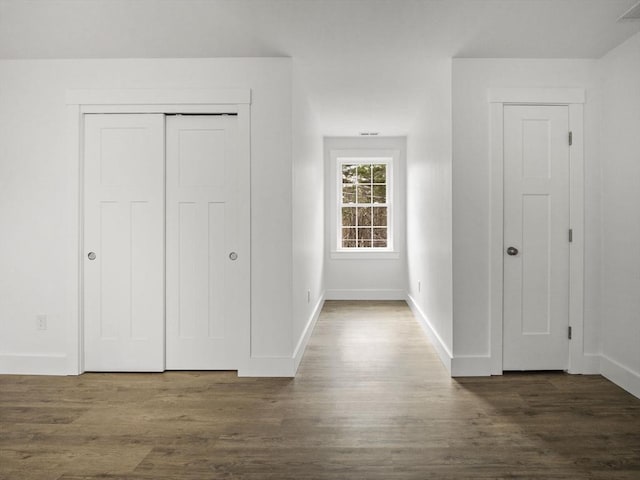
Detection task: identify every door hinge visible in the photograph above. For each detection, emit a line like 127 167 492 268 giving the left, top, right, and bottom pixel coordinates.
569 131 573 146
569 229 573 243
568 326 572 340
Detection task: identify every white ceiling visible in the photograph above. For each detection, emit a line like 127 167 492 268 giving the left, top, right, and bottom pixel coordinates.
1 0 639 135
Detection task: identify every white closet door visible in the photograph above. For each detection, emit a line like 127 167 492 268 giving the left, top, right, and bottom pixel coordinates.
166 115 242 370
503 105 570 370
84 114 165 372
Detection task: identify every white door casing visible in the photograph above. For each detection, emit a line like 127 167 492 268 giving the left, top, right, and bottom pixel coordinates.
83 114 165 372
488 89 584 376
165 115 243 369
503 105 570 370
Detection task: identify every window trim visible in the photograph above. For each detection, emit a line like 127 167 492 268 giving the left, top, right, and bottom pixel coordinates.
329 148 400 259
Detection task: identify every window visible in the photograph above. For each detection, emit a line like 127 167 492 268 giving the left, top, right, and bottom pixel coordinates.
327 145 402 259
338 158 392 250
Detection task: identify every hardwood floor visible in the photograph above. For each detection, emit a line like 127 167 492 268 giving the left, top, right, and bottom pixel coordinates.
1 300 639 479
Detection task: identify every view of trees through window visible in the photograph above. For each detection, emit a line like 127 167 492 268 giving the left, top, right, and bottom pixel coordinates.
340 162 388 248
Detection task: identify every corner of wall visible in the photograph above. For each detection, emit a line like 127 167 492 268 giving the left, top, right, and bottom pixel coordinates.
291 60 325 375
405 60 454 373
597 30 640 399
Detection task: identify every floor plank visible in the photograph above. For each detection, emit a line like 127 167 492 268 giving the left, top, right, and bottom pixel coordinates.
1 300 639 479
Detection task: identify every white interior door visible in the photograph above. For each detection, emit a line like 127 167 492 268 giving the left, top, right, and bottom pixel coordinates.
503 105 570 370
83 114 165 372
165 115 242 370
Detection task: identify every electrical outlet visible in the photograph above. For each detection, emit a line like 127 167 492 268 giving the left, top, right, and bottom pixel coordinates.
36 314 47 330
307 289 311 303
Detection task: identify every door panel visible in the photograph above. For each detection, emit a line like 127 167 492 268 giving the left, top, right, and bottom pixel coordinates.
84 114 165 372
503 105 570 371
166 115 240 369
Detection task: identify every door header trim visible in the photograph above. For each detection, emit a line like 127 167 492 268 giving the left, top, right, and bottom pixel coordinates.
66 88 251 106
488 88 585 105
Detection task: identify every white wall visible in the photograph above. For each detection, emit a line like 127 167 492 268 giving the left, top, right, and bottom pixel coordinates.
405 59 454 371
292 60 325 372
598 32 640 398
0 58 294 375
324 136 407 300
451 59 601 373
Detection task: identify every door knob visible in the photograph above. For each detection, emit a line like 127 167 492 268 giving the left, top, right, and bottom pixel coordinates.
506 247 519 256
228 252 238 261
87 252 97 260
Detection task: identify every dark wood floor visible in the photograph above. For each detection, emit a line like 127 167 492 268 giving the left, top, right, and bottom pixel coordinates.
1 300 639 479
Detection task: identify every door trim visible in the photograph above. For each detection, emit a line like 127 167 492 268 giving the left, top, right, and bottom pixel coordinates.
66 88 251 375
489 88 585 375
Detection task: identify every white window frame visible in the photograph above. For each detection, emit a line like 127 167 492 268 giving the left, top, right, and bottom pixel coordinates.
329 148 400 259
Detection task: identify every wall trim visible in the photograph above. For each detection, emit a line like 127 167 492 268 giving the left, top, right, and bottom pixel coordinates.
489 88 586 375
601 355 640 399
406 294 452 373
0 354 69 376
293 293 326 373
326 289 406 300
451 355 492 377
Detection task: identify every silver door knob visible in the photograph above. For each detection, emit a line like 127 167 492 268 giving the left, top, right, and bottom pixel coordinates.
87 252 97 260
506 247 519 256
229 252 238 261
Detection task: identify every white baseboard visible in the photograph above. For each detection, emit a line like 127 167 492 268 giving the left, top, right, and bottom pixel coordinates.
451 355 492 377
0 353 69 375
293 293 325 373
406 293 452 373
326 289 406 300
600 354 640 399
582 353 601 374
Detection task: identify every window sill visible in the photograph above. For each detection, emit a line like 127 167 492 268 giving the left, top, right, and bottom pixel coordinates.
330 250 400 260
